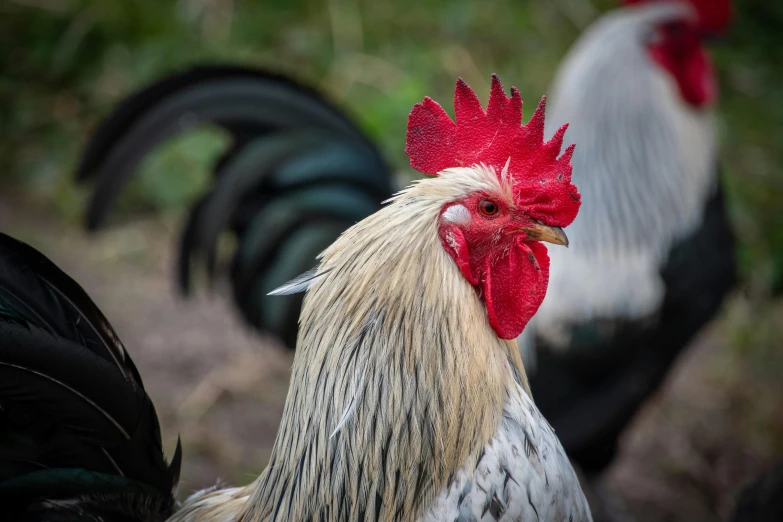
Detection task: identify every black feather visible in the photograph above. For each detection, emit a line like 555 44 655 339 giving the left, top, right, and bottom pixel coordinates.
77 64 395 351
731 460 783 522
234 220 348 349
178 133 379 282
77 66 390 232
0 234 179 521
0 235 135 383
77 66 377 181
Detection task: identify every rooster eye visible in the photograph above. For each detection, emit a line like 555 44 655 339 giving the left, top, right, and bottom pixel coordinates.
478 199 499 217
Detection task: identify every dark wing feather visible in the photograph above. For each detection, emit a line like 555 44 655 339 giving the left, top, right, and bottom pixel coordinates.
0 233 180 521
0 235 135 383
78 65 395 350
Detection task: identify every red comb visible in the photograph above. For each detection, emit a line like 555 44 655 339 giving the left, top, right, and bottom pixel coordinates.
406 75 580 227
622 0 732 34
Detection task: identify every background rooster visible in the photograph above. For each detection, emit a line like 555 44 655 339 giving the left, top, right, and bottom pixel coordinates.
76 66 395 351
517 0 737 475
3 76 594 521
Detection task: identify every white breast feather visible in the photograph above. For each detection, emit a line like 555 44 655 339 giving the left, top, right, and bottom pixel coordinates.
420 382 592 521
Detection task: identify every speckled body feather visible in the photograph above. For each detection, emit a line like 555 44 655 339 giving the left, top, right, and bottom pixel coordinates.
169 167 591 522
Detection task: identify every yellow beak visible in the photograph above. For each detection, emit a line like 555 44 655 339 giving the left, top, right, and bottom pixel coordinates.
518 223 569 247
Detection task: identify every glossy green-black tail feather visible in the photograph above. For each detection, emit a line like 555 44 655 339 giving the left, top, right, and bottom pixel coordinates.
0 233 181 521
77 65 394 350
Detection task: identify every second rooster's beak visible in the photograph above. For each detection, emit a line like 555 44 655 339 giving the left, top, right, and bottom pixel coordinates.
519 223 569 247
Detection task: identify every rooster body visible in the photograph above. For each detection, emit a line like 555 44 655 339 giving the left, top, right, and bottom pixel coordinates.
518 0 736 471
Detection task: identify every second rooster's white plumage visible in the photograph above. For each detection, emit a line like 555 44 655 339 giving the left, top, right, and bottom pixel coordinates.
518 0 736 473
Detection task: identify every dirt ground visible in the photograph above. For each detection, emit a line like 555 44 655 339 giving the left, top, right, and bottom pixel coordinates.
2 189 782 522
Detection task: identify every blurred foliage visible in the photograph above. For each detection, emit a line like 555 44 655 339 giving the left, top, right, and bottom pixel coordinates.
713 1 783 294
0 0 781 291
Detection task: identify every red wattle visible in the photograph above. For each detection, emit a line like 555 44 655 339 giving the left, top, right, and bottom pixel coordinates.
482 240 550 339
648 19 716 108
683 45 716 106
650 42 715 107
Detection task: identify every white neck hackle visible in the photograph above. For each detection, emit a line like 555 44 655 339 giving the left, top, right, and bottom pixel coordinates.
525 1 718 346
170 166 531 522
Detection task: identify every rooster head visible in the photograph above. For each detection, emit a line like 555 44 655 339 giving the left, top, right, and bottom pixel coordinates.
622 0 732 107
406 75 579 340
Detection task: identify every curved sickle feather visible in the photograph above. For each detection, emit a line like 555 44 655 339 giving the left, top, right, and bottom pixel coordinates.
77 65 396 350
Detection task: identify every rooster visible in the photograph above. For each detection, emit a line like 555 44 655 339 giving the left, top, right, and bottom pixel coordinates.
76 66 394 351
5 76 593 520
518 0 737 473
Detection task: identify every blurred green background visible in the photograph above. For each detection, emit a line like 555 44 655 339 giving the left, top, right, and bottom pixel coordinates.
2 2 783 518
1 0 781 294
